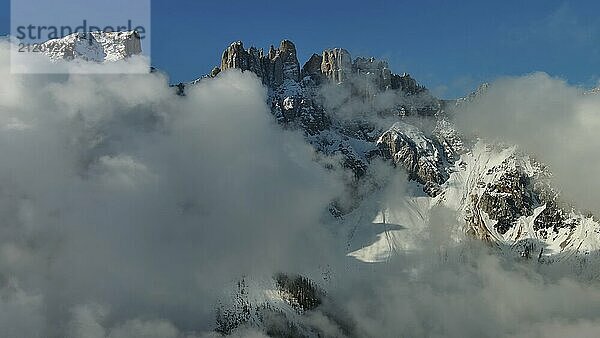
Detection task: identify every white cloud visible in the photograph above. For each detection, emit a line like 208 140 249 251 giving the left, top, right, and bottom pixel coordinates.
455 72 600 214
0 40 343 336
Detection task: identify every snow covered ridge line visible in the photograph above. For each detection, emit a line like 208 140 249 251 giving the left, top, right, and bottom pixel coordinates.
36 31 143 62
10 0 151 73
8 30 149 74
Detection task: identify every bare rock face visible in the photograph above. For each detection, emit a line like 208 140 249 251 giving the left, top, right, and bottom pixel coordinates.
321 48 352 83
391 73 426 94
215 40 438 179
377 122 450 195
220 40 300 87
301 53 324 81
277 40 301 83
219 39 428 98
353 57 392 90
220 41 265 77
478 168 535 234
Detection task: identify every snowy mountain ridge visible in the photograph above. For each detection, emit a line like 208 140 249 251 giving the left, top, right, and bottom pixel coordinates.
38 31 142 62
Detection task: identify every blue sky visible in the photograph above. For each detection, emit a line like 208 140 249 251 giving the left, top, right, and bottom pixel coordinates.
2 0 600 98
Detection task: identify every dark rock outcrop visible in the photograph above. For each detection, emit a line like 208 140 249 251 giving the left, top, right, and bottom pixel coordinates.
377 122 450 195
391 73 426 94
478 169 535 234
301 53 324 82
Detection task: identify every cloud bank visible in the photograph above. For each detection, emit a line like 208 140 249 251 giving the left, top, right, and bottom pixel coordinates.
0 40 343 337
3 40 600 338
454 72 600 214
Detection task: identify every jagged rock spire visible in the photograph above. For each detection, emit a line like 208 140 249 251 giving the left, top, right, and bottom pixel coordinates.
220 39 300 87
218 39 427 95
321 48 352 83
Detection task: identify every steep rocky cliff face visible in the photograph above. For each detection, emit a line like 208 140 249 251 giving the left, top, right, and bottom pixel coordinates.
377 122 451 196
219 40 300 88
321 48 352 83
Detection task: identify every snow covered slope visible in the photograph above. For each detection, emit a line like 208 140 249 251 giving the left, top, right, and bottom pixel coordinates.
39 31 142 62
437 141 600 259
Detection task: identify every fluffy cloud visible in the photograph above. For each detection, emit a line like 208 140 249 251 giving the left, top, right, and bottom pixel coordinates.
335 247 600 337
455 72 600 214
0 40 343 336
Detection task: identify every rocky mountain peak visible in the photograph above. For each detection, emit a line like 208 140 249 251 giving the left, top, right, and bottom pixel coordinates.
275 39 301 83
353 56 393 90
300 53 323 81
279 39 297 55
216 39 428 96
321 48 353 83
220 39 301 87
